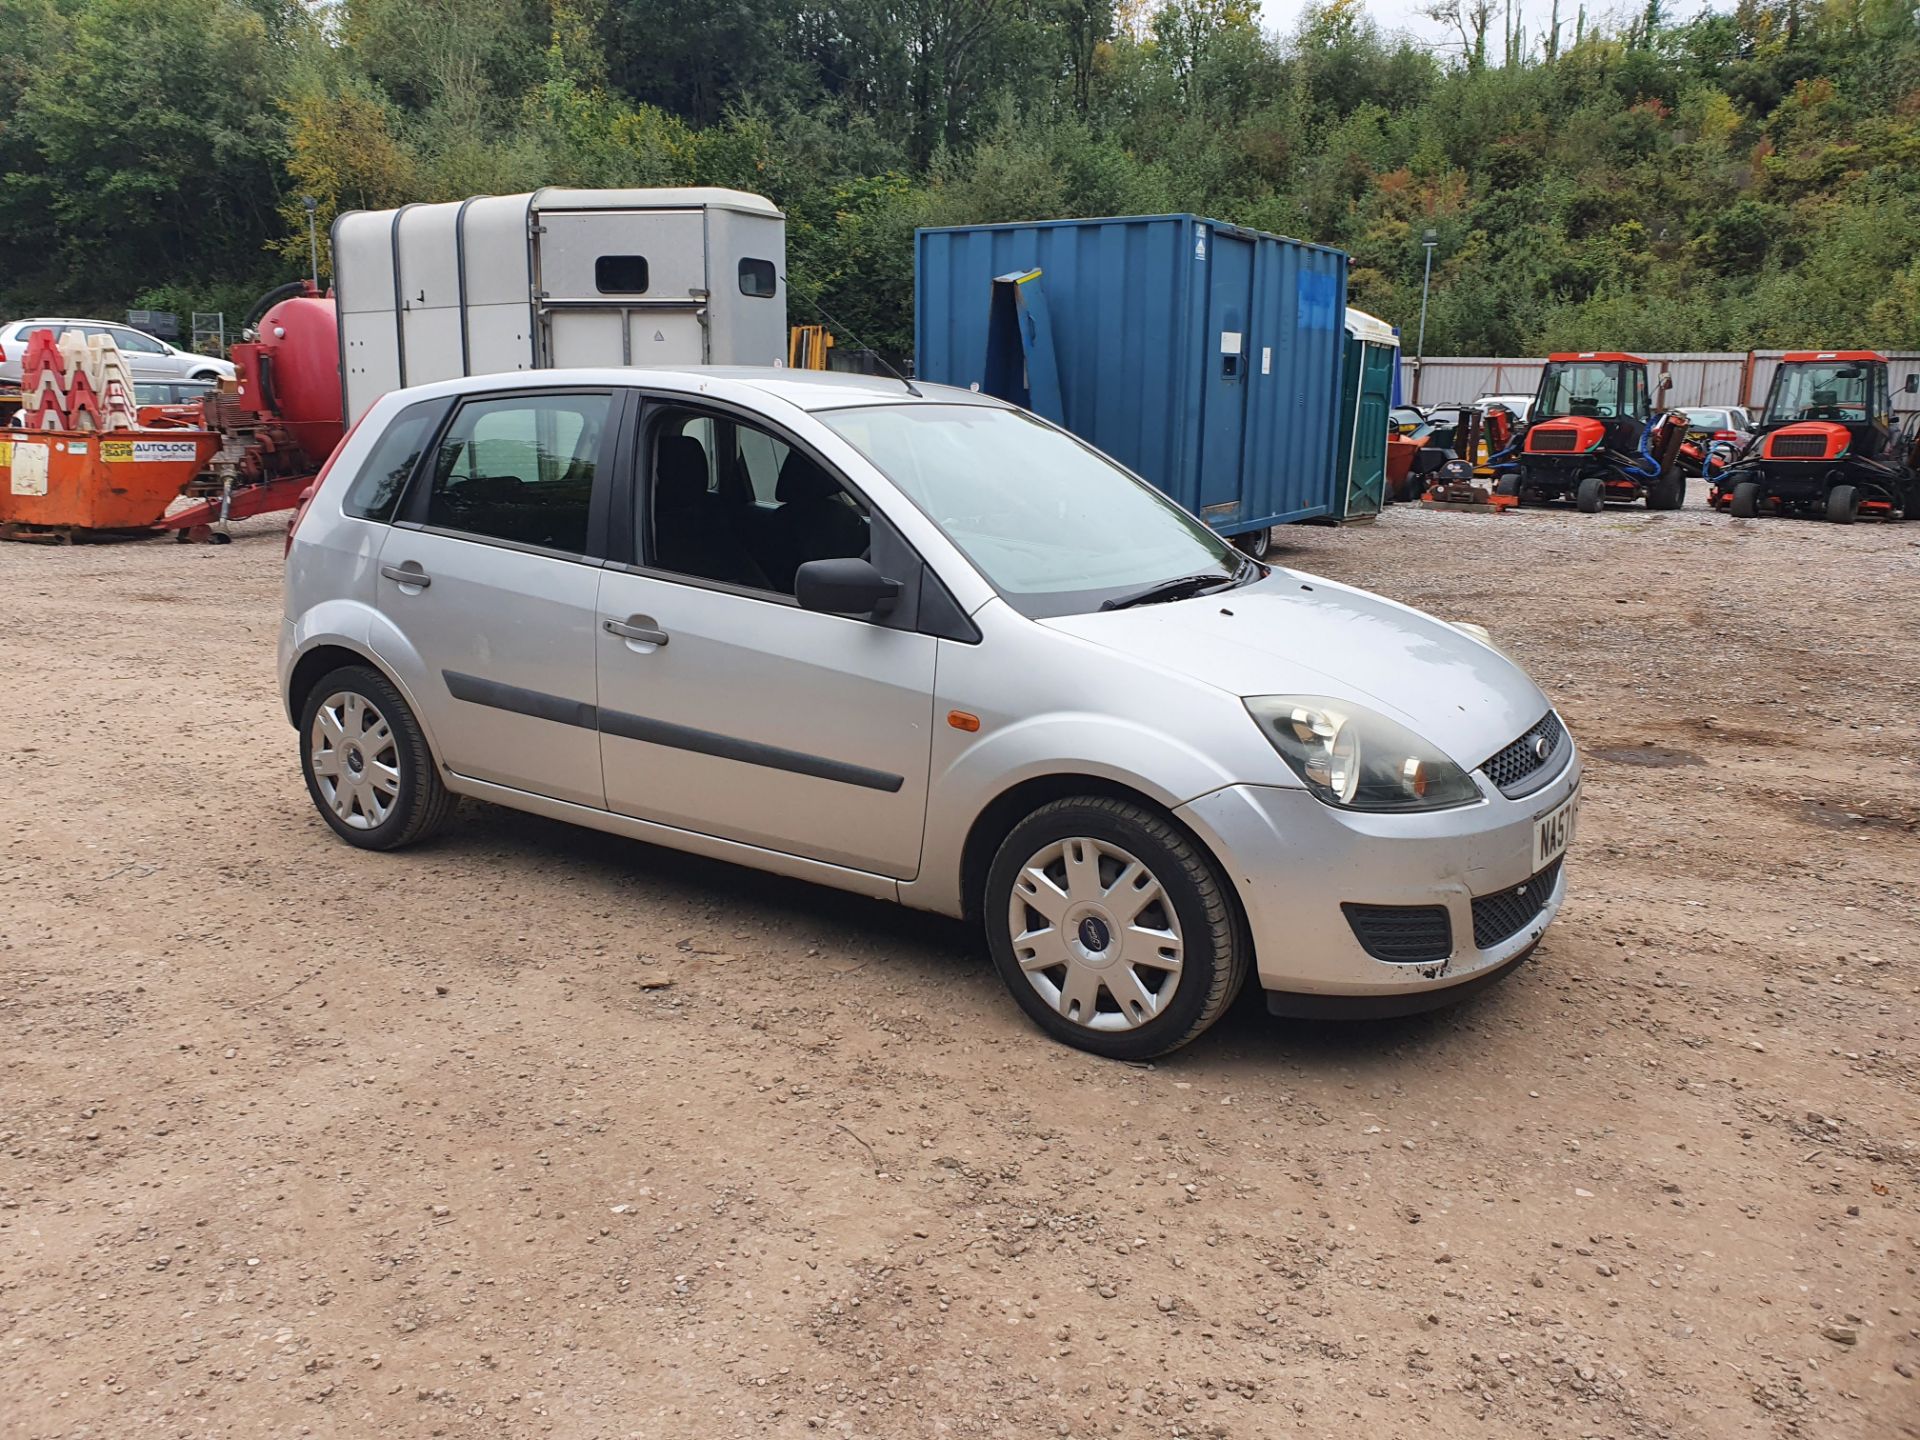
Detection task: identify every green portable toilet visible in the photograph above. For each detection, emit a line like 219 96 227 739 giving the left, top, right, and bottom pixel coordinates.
1335 308 1399 520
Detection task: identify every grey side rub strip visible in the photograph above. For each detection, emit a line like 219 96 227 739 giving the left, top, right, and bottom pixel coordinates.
441 671 905 795
444 671 596 730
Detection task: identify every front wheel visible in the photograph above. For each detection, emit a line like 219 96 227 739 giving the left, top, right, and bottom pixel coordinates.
298 664 457 850
1826 484 1859 524
1232 527 1273 560
985 797 1247 1060
1576 476 1605 513
1646 469 1685 510
1730 481 1761 518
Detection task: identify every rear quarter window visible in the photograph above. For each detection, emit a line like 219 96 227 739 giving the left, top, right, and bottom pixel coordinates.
342 400 446 522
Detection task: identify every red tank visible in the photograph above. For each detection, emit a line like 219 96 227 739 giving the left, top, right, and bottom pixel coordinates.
230 282 343 469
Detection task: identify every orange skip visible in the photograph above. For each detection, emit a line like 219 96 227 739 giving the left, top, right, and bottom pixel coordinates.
1 428 220 534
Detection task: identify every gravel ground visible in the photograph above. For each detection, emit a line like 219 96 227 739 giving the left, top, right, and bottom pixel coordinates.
1 502 1915 1440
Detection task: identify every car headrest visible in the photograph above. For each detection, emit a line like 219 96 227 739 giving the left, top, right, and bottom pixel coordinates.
655 435 710 510
776 451 837 504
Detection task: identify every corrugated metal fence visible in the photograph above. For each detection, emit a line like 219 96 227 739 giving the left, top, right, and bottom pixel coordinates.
1410 352 1920 410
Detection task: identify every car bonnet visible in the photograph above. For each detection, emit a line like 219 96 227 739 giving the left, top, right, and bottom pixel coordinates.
1040 569 1551 767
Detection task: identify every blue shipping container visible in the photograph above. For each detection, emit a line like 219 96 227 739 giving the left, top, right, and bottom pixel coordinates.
915 215 1350 534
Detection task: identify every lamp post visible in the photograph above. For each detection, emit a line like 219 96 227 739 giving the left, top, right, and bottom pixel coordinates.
301 196 320 289
1415 228 1438 403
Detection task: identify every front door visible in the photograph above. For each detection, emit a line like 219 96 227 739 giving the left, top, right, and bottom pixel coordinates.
595 401 936 878
372 387 620 808
535 209 707 368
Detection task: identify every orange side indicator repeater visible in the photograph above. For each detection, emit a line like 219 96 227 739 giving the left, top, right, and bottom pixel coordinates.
947 710 982 733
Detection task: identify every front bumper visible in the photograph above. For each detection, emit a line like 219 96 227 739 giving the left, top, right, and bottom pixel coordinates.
1175 750 1579 1004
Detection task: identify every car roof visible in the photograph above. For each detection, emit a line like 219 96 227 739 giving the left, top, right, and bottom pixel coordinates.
383 366 1010 415
5 317 131 329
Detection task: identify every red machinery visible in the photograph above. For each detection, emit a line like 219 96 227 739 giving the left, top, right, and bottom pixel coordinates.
0 283 342 543
1496 353 1689 512
1709 351 1920 522
159 282 344 542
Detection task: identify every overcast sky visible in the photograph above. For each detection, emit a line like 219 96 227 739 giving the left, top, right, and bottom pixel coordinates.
1256 0 1617 52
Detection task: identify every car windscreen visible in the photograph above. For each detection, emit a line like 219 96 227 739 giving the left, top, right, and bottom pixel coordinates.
1534 365 1624 419
816 403 1240 619
1765 364 1870 424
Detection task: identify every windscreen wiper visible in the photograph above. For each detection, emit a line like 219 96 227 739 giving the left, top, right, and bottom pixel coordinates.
1100 570 1237 612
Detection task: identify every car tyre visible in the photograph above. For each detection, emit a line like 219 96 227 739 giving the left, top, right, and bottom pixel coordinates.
985 797 1247 1060
1730 481 1760 518
298 664 456 850
1575 476 1605 513
1825 484 1858 524
1232 527 1273 560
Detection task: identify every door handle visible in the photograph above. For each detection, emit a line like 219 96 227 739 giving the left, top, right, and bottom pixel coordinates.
605 618 669 646
381 563 431 589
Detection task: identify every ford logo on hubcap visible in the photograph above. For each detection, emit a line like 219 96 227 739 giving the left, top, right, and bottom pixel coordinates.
1077 916 1112 953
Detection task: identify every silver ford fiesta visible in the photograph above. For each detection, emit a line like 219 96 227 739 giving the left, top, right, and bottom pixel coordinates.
281 368 1580 1058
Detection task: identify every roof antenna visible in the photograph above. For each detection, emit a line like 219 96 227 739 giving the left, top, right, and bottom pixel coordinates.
784 276 921 397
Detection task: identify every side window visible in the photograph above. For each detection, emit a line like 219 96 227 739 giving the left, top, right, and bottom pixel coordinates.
647 406 868 596
343 400 445 522
111 327 167 354
734 426 786 503
426 392 611 554
738 259 777 298
596 256 648 294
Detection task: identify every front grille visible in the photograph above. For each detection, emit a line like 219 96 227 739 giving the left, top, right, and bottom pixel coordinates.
1472 859 1562 950
1528 428 1581 453
1342 903 1453 964
1767 433 1830 459
1482 710 1568 797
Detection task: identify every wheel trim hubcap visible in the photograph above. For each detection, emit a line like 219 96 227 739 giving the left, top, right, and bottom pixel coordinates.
310 690 401 830
1007 837 1184 1032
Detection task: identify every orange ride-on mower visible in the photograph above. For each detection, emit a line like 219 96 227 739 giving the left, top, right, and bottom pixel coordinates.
1710 352 1920 523
1494 353 1690 512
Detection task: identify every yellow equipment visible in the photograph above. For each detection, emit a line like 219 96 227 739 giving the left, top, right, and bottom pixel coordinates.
788 324 834 370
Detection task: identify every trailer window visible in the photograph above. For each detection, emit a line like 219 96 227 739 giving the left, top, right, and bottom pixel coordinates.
595 256 650 295
738 259 777 298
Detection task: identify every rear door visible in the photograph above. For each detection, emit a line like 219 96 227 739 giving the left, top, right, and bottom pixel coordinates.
535 209 708 368
370 387 623 809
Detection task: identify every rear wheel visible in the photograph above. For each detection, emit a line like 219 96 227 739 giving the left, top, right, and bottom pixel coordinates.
1730 481 1761 518
1826 484 1859 525
298 664 457 850
985 797 1247 1060
1493 474 1521 499
1232 527 1273 560
1575 476 1605 513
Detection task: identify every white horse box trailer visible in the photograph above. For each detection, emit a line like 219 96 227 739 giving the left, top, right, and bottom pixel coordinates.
331 188 789 423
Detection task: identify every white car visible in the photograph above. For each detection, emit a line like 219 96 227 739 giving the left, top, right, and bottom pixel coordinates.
1476 394 1535 422
0 318 236 386
281 368 1580 1058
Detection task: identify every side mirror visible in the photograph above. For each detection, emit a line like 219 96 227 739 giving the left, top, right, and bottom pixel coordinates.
1657 372 1673 393
1905 373 1918 393
795 557 901 616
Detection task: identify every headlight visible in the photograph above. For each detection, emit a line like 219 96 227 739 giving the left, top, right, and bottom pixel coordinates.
1246 696 1483 812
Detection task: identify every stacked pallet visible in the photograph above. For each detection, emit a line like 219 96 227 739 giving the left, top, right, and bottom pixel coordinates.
17 328 138 432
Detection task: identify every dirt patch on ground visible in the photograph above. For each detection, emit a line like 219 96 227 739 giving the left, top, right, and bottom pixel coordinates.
2 503 1915 1439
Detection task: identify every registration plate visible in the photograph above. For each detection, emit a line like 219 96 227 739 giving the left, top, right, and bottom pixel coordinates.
1533 785 1579 870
